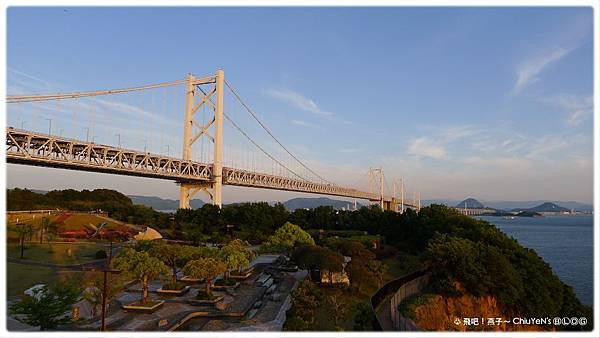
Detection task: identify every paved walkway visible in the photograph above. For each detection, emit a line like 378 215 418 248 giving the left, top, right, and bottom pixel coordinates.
77 255 296 331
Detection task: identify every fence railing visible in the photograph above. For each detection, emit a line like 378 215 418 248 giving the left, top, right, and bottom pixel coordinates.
390 273 430 330
370 269 430 331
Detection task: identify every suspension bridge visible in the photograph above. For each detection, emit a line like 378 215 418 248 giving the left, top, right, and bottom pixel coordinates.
6 69 420 212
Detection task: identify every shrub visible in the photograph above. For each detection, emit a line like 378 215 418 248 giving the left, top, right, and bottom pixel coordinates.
94 249 108 259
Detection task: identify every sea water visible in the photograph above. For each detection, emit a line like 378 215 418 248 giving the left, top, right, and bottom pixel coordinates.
477 215 594 305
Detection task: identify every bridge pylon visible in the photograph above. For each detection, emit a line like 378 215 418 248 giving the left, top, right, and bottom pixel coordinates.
179 69 225 209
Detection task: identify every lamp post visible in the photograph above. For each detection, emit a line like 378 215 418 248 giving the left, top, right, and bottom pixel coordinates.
45 118 52 135
100 268 121 331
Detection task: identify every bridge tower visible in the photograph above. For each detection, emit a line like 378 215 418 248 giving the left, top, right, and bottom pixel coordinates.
179 69 225 209
369 167 385 210
393 178 404 213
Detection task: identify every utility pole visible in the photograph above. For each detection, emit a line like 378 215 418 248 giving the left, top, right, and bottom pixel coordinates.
400 177 404 214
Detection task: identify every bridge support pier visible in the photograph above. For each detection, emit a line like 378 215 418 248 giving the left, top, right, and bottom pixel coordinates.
179 69 224 209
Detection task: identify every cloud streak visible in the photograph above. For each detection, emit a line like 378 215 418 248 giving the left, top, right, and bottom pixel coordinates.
407 137 447 159
513 47 570 94
268 88 333 117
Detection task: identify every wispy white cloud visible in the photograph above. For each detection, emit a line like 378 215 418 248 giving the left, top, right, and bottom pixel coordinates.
556 94 593 126
407 137 447 159
406 125 477 160
8 68 55 87
290 119 319 129
268 88 333 117
513 47 570 94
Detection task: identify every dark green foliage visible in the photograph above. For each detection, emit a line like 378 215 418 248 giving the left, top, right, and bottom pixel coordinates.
284 280 323 330
291 245 344 273
398 293 436 320
7 188 169 227
420 205 592 330
214 278 237 286
9 280 82 330
353 302 373 330
9 187 591 330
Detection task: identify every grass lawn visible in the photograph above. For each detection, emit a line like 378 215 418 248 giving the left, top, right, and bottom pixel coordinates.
6 263 84 299
6 212 137 242
7 242 105 264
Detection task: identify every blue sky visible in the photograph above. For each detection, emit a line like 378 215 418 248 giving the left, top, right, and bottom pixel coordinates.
6 7 594 203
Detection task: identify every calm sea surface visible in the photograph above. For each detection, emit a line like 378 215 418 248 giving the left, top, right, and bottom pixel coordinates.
477 215 594 305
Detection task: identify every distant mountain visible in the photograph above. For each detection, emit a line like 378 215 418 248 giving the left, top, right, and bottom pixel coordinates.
486 200 592 212
128 195 204 211
283 197 361 211
424 199 592 212
514 202 570 213
455 198 485 209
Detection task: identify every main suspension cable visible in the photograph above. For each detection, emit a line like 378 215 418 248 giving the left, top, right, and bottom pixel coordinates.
224 80 332 185
7 78 190 103
222 112 309 182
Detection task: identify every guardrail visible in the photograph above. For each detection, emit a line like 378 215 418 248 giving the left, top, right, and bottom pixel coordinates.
370 268 430 331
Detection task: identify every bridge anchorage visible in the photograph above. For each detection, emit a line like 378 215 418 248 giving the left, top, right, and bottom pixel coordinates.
6 69 421 212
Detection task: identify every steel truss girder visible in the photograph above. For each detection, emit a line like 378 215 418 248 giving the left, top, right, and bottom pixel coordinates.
6 128 213 182
6 128 418 209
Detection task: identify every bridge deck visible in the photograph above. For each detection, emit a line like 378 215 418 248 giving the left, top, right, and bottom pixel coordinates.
6 128 417 207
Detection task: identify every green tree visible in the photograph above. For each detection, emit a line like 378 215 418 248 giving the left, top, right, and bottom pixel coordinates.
327 293 348 328
39 217 51 244
111 248 169 305
261 222 314 253
346 258 373 293
183 257 228 298
149 243 201 287
14 222 34 259
291 245 344 284
9 280 82 330
219 239 255 276
82 273 124 317
288 280 319 325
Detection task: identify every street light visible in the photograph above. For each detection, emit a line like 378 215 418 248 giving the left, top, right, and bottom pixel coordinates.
20 121 26 129
100 268 121 331
45 118 52 135
115 133 121 148
142 138 147 152
84 127 90 142
164 144 170 156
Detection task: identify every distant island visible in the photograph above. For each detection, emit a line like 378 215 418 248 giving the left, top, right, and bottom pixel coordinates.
453 198 582 217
